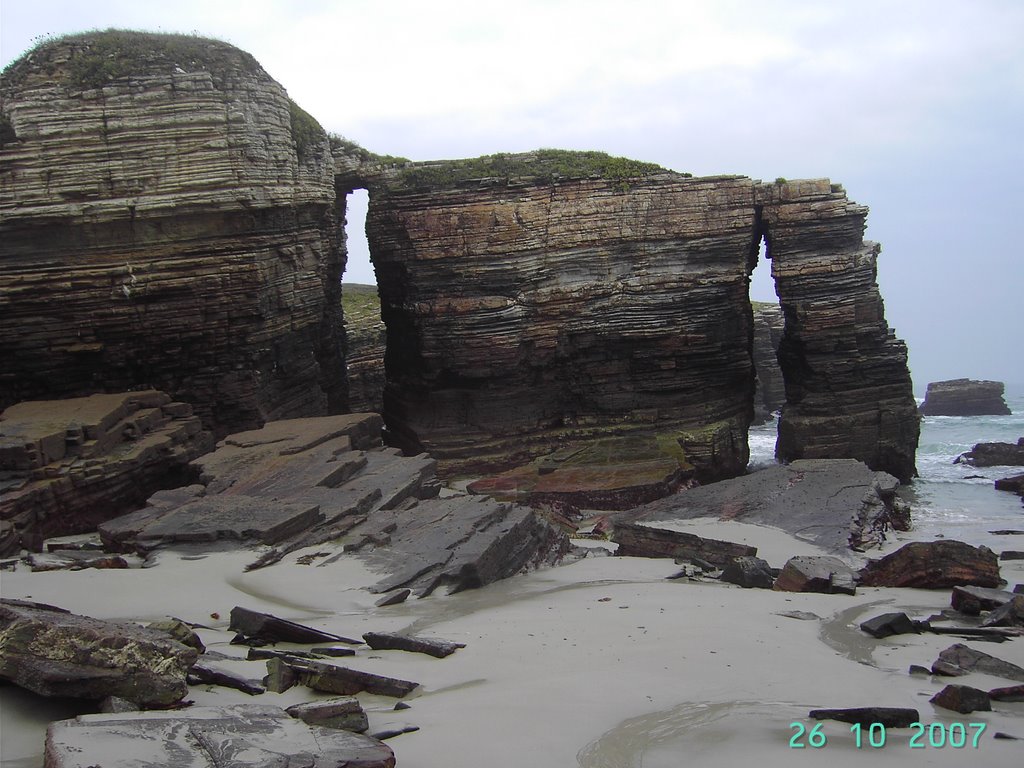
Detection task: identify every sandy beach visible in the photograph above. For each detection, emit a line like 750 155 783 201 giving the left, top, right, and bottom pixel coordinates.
3 517 1024 768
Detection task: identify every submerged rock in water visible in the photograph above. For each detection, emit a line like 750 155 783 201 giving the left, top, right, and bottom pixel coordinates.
919 379 1011 416
0 599 197 707
956 439 1024 468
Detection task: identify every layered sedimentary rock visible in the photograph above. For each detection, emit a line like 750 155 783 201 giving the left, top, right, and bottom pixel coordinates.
0 32 347 435
757 180 920 482
342 283 386 414
0 391 213 553
366 160 918 482
751 302 785 423
366 153 760 479
920 379 1012 416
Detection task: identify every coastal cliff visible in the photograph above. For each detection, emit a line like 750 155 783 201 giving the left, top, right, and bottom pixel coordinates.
366 154 760 480
0 31 347 435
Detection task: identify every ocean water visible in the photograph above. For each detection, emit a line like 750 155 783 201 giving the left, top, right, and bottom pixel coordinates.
747 385 1024 547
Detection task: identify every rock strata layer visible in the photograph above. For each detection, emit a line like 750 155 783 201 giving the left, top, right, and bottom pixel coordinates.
0 32 347 435
0 391 213 554
919 379 1012 416
751 302 785 423
367 163 918 481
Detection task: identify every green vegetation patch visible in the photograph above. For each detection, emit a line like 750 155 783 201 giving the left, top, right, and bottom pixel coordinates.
289 98 326 162
340 283 382 326
2 29 264 90
391 148 674 192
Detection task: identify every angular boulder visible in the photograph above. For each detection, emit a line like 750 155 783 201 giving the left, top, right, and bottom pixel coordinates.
930 684 991 714
773 556 858 595
931 643 1024 682
720 555 775 589
858 540 1000 588
43 704 394 768
919 379 1011 416
860 612 918 639
286 697 369 733
0 599 197 707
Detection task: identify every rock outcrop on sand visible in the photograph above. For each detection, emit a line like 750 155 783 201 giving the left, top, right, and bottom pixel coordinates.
0 598 198 707
920 379 1012 416
0 392 213 554
610 459 909 553
858 540 1001 589
99 413 569 597
367 164 919 482
0 32 347 436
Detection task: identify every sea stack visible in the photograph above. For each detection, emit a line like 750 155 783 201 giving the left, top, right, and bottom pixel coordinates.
919 379 1011 416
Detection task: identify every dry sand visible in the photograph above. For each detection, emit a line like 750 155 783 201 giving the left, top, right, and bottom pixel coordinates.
2 520 1024 767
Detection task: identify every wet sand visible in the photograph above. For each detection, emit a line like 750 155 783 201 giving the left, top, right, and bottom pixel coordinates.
3 521 1024 767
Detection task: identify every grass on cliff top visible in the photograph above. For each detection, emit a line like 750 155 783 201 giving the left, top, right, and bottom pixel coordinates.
390 149 678 192
341 284 382 327
1 29 264 90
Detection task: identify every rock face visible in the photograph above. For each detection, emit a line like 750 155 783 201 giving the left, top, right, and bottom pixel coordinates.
757 182 919 482
342 284 387 414
0 391 213 553
0 599 197 706
751 302 785 423
920 379 1012 416
367 160 918 481
0 32 347 436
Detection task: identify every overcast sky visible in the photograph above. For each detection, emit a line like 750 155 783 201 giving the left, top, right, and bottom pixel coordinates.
3 0 1022 392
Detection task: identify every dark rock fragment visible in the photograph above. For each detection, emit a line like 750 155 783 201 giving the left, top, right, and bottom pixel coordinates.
311 646 357 657
372 724 420 740
995 474 1024 494
263 658 298 693
146 617 205 652
930 684 991 714
362 632 465 659
956 440 1024 468
981 595 1024 628
908 665 931 676
858 540 1000 589
612 522 756 567
989 684 1024 702
931 643 1024 681
284 657 419 698
719 555 774 589
808 707 919 728
286 696 368 733
375 589 411 607
952 585 1015 612
860 612 918 638
1001 551 1024 561
188 660 265 696
229 606 359 644
773 556 857 595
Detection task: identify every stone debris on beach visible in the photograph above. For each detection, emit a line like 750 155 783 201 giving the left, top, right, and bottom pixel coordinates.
860 612 919 638
188 659 266 696
43 704 396 768
719 555 775 589
95 413 570 597
772 555 858 595
858 540 1001 589
980 595 1024 628
362 632 466 658
614 459 909 553
26 550 133 571
952 584 1017 613
931 643 1024 681
930 684 992 714
278 656 419 698
285 697 369 733
611 521 756 567
228 606 360 645
989 684 1024 702
0 598 197 707
0 392 214 555
808 707 920 728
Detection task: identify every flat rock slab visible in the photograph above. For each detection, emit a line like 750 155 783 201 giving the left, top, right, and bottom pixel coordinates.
612 522 756 567
0 599 196 707
285 697 368 732
44 704 394 768
859 540 1000 588
932 643 1024 682
615 459 905 553
284 657 419 698
952 585 1017 613
809 707 919 728
363 631 465 658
